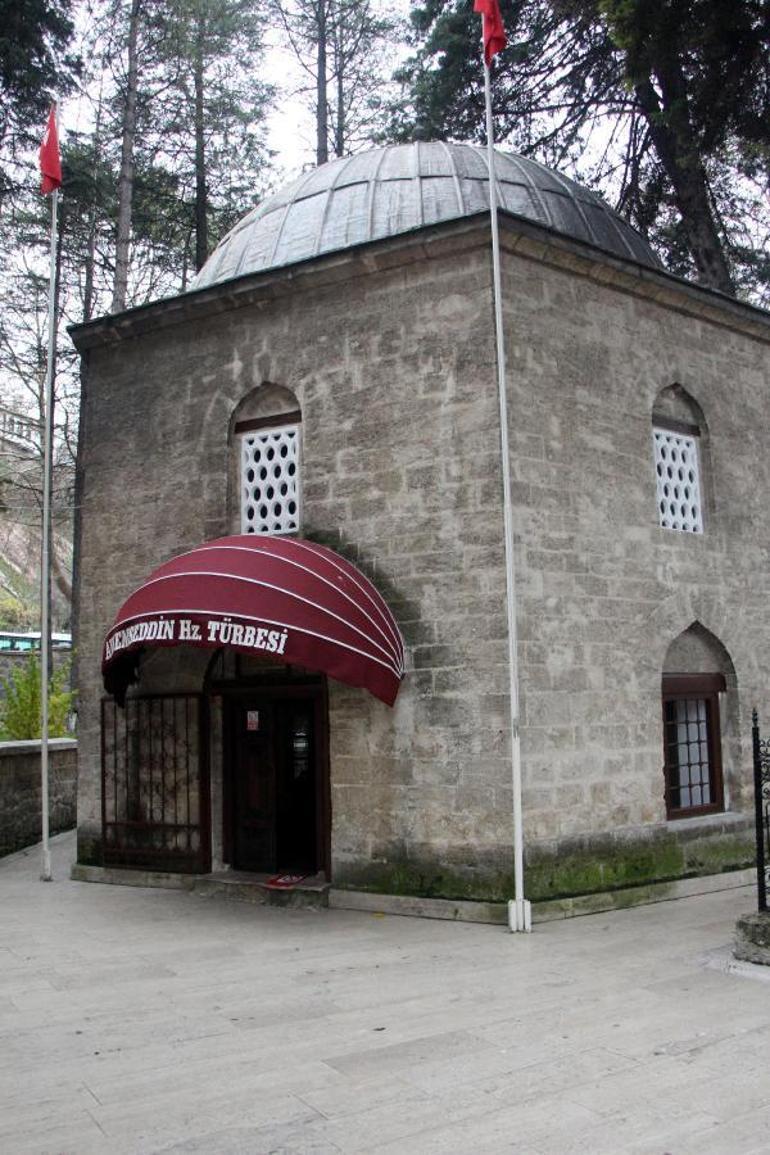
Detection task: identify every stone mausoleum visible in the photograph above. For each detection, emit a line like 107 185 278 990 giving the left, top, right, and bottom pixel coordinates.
70 142 770 912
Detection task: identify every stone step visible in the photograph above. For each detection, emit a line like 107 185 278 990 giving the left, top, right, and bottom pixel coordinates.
71 861 330 909
192 871 330 909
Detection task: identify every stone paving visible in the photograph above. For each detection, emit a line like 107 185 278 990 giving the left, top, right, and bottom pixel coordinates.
2 832 769 1155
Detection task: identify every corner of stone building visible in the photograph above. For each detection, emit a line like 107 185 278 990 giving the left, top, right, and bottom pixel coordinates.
75 824 102 868
70 347 91 702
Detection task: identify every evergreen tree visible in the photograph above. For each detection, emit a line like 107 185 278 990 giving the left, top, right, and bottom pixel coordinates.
391 0 770 299
0 0 80 215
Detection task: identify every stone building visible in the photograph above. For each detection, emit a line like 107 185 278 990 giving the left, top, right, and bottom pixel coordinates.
70 142 770 914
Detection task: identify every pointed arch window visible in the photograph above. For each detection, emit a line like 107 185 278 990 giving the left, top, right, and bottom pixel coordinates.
662 673 724 818
652 386 707 535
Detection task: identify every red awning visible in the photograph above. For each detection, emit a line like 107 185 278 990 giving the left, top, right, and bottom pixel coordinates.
102 535 405 706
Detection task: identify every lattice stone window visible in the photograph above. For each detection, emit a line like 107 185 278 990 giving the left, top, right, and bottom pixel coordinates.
240 422 300 535
653 427 703 534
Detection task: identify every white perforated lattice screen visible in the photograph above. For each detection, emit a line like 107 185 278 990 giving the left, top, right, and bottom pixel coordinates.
653 428 703 534
240 425 300 535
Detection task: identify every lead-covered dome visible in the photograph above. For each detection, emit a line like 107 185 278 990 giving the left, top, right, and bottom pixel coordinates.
192 141 660 290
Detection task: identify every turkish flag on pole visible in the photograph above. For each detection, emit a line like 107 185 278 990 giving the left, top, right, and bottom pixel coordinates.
39 105 62 195
474 0 507 66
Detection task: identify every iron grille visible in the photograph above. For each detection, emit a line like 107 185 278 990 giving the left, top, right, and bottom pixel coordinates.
101 694 208 873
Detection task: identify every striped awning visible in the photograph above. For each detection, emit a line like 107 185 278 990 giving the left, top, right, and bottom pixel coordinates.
102 535 405 706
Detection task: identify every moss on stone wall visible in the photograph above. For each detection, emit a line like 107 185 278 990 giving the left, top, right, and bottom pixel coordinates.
681 834 755 878
333 827 756 904
518 830 754 901
525 837 682 901
333 861 515 904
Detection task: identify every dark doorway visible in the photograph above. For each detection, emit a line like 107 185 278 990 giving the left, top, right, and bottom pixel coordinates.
226 689 326 875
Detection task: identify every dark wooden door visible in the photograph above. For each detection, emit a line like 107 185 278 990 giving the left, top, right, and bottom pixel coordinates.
229 695 319 874
232 702 277 871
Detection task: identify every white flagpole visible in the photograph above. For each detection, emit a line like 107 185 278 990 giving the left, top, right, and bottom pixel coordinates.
40 177 59 883
482 55 530 933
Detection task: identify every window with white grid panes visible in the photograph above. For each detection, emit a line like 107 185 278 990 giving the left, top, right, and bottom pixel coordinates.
652 426 703 533
662 674 724 818
240 423 300 535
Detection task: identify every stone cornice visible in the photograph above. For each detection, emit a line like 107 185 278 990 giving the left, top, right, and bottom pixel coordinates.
69 210 770 352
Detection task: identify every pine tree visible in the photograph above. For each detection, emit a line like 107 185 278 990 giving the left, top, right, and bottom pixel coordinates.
0 0 79 217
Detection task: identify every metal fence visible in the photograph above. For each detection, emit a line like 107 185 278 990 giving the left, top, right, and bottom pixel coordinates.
101 694 209 873
752 709 770 912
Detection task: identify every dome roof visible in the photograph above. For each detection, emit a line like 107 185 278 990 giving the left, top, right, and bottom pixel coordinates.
191 142 660 290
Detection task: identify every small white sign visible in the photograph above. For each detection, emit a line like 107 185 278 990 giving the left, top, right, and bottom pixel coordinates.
246 710 260 732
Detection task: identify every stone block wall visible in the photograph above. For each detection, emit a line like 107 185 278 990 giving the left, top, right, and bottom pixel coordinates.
0 739 77 857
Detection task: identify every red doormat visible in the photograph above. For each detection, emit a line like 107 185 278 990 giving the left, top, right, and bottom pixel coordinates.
264 873 310 889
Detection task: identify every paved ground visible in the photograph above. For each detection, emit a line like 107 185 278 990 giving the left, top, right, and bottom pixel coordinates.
2 833 769 1155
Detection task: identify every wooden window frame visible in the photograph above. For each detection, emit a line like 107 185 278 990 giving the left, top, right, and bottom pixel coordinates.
662 673 725 819
652 415 700 440
234 411 302 435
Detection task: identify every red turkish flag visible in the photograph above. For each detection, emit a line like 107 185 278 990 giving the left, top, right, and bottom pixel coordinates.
39 105 62 195
474 0 507 66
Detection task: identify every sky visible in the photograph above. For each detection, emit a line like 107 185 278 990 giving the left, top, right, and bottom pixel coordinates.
261 27 319 182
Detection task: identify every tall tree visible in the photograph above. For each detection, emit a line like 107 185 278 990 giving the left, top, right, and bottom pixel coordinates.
272 0 398 165
272 0 333 165
330 0 398 156
391 0 770 298
143 0 274 277
113 0 143 311
63 0 273 308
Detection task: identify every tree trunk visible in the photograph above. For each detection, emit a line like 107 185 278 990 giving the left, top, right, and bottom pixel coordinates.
83 82 105 322
634 56 734 295
112 0 142 313
334 15 344 157
51 547 72 604
316 0 329 165
194 15 208 272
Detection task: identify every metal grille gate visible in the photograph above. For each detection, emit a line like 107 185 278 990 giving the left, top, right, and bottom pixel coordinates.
752 709 770 912
101 694 209 873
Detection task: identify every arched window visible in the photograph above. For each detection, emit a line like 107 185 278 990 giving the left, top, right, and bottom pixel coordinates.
661 623 735 818
652 385 707 535
229 384 301 536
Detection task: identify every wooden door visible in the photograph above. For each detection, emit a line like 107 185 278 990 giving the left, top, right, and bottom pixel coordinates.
227 690 325 875
231 702 276 871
